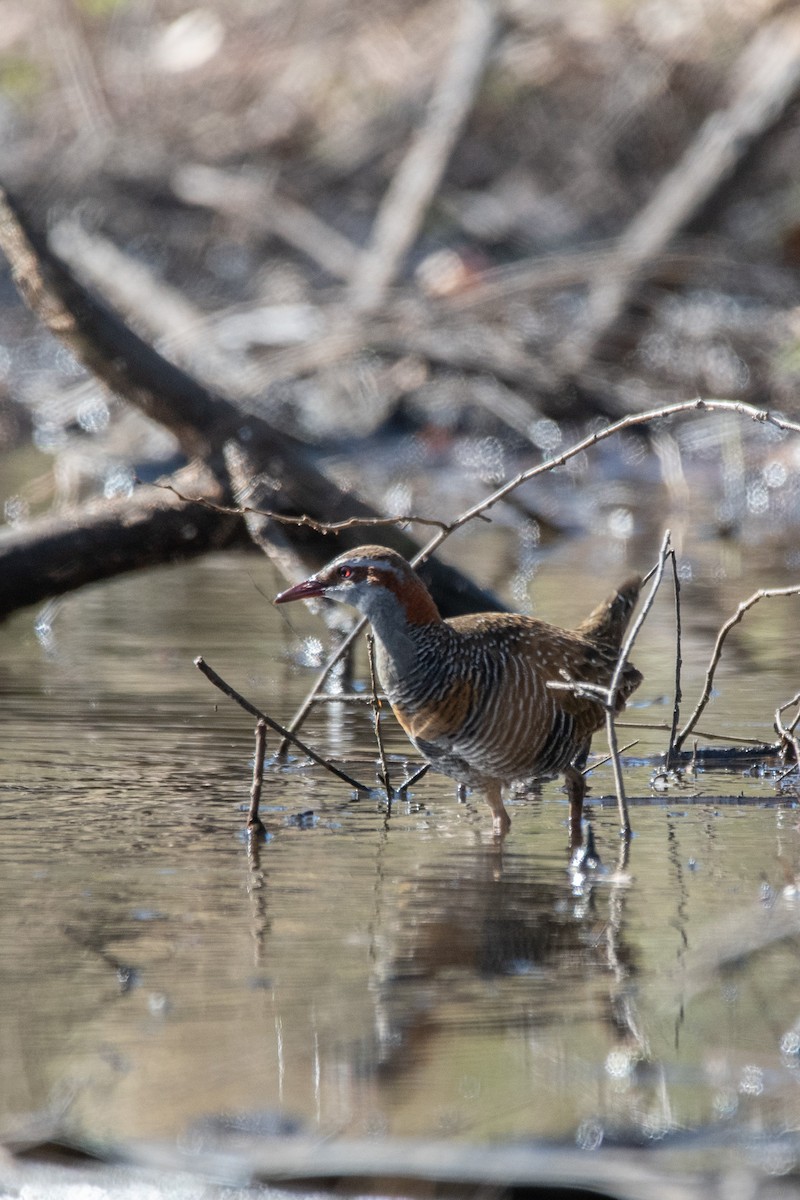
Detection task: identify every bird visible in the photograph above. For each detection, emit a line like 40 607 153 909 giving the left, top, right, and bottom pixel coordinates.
275 545 642 839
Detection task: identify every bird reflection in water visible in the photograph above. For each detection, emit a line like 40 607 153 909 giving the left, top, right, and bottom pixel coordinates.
362 840 642 1089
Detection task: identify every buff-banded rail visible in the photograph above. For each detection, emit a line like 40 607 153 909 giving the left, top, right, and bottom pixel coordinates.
275 545 642 839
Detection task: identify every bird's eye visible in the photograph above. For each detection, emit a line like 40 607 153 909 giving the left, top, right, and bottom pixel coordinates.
337 565 353 579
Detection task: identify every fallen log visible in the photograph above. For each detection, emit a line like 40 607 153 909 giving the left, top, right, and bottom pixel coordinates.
0 187 504 621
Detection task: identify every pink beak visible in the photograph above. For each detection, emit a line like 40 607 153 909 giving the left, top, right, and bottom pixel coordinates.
274 576 326 605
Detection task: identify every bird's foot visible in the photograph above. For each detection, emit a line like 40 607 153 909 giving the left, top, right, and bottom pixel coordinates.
492 809 512 838
570 820 601 873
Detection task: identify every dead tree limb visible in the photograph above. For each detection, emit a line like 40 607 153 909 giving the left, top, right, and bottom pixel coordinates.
173 164 360 283
348 0 497 313
49 215 252 401
0 186 504 620
0 188 229 460
563 9 800 370
0 461 245 620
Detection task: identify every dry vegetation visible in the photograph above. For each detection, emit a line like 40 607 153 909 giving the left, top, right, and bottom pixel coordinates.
1 0 800 610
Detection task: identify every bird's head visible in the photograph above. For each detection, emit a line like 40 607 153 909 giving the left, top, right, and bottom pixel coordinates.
274 545 441 626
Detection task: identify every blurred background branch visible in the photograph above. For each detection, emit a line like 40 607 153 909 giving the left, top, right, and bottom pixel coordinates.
2 0 800 623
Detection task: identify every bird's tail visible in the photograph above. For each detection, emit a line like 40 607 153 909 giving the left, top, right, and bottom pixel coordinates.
575 575 642 651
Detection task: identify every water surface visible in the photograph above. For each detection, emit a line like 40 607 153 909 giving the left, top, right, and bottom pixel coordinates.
1 539 799 1166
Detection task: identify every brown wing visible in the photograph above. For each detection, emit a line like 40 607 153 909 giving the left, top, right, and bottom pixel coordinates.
442 613 641 778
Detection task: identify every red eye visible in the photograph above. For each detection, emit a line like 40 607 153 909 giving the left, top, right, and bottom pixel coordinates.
338 565 353 579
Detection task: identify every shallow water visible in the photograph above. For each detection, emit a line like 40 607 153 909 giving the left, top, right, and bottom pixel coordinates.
1 537 799 1165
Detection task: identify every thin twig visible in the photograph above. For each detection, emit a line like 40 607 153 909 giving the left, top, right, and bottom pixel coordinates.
194 655 372 794
277 619 367 754
248 719 267 832
548 530 673 838
665 548 683 769
397 762 431 793
585 739 640 775
549 675 631 835
403 400 800 577
442 241 742 312
607 530 674 836
674 586 800 753
775 690 800 770
366 633 393 800
175 399 800 549
617 720 775 747
781 692 800 737
605 710 631 839
152 481 453 532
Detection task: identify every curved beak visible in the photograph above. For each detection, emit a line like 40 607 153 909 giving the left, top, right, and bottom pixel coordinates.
274 576 325 605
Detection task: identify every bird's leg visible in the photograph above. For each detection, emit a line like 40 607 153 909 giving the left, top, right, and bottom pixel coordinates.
564 765 586 852
485 782 511 837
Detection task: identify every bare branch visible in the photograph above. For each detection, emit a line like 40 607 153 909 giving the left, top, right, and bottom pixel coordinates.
0 461 244 621
167 400 800 571
0 187 503 622
675 587 800 753
153 480 453 533
548 530 673 838
278 619 368 753
194 656 372 794
0 187 234 459
173 164 360 282
406 398 800 573
585 740 639 775
49 214 254 401
606 530 674 834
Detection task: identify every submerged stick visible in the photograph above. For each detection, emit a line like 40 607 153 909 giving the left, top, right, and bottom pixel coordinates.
248 720 268 832
397 762 431 794
665 548 684 769
588 739 639 775
194 656 371 794
366 634 393 801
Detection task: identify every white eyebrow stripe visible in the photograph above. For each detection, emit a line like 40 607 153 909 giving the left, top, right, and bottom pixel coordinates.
349 556 402 575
